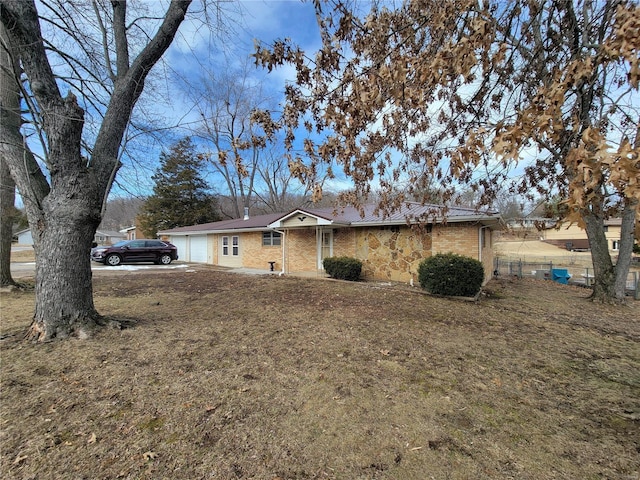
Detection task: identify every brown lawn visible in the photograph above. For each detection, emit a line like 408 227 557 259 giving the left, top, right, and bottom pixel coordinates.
1 269 638 479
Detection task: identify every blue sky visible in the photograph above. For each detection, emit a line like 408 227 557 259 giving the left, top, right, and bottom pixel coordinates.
108 0 327 199
14 1 336 208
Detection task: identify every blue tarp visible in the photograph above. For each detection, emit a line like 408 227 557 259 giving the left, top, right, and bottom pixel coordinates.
552 268 570 284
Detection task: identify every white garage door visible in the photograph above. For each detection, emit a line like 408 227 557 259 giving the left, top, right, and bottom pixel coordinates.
189 235 208 263
170 236 187 261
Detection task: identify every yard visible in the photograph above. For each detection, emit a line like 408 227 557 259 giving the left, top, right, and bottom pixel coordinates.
1 268 638 479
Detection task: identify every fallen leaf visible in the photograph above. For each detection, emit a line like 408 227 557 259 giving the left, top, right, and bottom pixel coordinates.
143 451 157 461
380 349 391 356
13 454 27 465
87 433 97 444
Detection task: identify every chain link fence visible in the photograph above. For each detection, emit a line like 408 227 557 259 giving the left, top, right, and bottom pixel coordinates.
493 257 640 300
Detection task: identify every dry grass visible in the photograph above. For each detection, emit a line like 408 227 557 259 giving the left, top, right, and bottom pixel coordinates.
9 248 35 263
1 270 639 480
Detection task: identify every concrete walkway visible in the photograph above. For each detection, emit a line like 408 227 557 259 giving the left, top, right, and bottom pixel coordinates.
227 267 330 279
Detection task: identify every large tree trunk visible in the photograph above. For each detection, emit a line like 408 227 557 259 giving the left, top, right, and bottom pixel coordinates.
27 197 102 340
583 210 622 303
0 21 19 287
613 198 638 300
0 158 16 287
22 95 105 340
0 0 191 341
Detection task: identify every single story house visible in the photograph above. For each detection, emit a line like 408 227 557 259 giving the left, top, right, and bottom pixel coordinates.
16 228 125 246
15 228 33 245
505 216 555 232
120 226 137 240
94 230 126 245
159 203 501 284
542 218 623 251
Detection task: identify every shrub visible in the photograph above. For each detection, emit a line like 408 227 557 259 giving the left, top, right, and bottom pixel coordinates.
323 256 362 281
417 253 484 297
633 243 640 254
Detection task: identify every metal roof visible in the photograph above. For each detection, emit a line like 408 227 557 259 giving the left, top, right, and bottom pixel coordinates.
158 213 284 235
158 202 500 235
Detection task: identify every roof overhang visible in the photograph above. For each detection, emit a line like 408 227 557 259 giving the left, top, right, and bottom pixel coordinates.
159 208 502 236
160 227 271 236
267 209 348 229
350 215 502 228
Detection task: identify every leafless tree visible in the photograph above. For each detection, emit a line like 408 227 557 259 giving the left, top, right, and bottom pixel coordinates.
100 196 145 230
0 21 19 287
0 0 194 340
187 61 266 218
187 58 317 218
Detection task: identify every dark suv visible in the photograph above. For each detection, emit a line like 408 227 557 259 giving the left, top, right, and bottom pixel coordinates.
91 239 179 266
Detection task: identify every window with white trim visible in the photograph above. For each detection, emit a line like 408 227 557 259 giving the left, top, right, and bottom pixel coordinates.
222 236 229 256
262 231 282 246
612 240 620 251
232 236 239 256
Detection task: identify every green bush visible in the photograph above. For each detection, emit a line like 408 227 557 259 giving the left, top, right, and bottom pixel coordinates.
633 243 640 254
323 256 362 281
417 253 484 297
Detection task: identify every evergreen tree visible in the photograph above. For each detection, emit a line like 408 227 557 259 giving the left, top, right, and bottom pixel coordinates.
139 138 219 237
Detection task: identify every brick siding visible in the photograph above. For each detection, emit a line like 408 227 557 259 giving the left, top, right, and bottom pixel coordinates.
206 222 494 284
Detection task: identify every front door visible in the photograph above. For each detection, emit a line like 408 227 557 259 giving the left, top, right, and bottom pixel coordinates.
318 229 333 269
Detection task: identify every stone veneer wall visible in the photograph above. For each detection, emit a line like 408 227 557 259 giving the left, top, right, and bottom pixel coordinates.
354 226 431 282
206 223 494 283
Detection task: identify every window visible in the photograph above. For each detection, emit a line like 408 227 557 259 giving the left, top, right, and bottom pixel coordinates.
232 236 239 256
612 240 620 251
222 236 229 256
262 231 282 246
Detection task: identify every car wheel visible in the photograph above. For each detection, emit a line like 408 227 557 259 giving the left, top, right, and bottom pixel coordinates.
105 254 122 266
159 254 172 265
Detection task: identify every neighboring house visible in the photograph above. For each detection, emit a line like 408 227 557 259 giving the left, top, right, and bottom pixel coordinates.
16 229 33 245
16 228 125 246
120 226 137 240
159 203 501 284
542 218 622 251
94 230 126 245
505 216 555 232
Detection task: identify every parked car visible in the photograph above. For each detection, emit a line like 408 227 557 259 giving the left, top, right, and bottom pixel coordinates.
91 239 178 266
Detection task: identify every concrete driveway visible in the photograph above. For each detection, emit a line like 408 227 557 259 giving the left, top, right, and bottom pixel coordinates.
9 261 194 279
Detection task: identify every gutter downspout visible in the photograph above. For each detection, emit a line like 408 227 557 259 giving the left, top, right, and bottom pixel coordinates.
479 226 491 281
272 228 286 276
479 225 492 262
